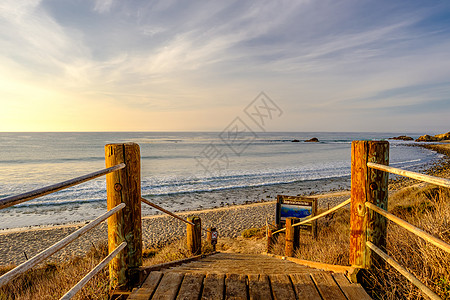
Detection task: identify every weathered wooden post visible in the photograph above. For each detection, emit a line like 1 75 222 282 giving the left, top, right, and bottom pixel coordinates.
267 228 273 253
207 227 212 244
285 217 300 257
349 141 389 273
187 216 202 255
105 143 142 290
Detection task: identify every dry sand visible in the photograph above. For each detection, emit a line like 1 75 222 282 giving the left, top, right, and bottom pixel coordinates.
0 191 350 266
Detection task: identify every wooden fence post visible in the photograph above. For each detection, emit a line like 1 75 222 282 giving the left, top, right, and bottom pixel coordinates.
105 143 142 290
187 216 202 255
285 217 300 257
267 229 273 253
350 141 389 271
207 228 212 244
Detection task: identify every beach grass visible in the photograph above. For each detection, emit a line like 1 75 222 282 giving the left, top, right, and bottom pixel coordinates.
0 238 216 299
268 184 450 299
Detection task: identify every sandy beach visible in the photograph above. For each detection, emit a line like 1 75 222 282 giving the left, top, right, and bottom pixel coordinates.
0 143 448 267
0 189 351 266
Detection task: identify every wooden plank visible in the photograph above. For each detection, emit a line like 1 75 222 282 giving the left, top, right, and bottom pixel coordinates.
311 272 346 300
263 253 353 273
139 254 206 272
290 273 322 300
152 272 184 300
269 274 296 300
332 273 372 300
128 271 163 300
225 274 247 300
248 274 272 300
202 273 225 300
177 273 205 300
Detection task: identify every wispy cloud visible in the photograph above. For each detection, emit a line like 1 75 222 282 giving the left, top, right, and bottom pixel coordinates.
0 0 449 131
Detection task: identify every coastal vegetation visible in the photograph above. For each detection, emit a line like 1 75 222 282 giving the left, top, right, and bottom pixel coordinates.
0 142 448 299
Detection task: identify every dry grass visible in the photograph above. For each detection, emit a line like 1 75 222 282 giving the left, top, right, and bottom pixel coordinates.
0 242 110 300
268 185 450 299
270 208 351 266
366 187 450 300
0 238 214 299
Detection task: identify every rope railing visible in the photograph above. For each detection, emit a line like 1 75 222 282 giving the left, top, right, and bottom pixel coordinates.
0 203 125 288
367 162 450 188
365 202 450 254
272 198 351 235
141 197 212 233
365 160 450 300
0 163 126 210
366 241 441 300
141 197 195 226
60 242 127 300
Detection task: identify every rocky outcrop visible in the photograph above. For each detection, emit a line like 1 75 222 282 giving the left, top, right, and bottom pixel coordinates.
390 135 413 141
305 137 319 143
416 131 450 142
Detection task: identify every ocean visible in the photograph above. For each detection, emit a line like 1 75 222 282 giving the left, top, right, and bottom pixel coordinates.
0 132 443 230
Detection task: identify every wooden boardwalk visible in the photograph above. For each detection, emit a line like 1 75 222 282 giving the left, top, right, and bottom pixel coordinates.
128 252 371 300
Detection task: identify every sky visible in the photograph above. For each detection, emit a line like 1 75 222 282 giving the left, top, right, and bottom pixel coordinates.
0 0 449 133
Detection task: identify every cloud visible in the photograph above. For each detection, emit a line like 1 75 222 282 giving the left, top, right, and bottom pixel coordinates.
93 0 114 14
0 0 450 131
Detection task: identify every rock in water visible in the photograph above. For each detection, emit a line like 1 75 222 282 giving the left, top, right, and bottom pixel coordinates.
305 137 319 142
390 135 413 141
416 131 450 142
291 139 300 142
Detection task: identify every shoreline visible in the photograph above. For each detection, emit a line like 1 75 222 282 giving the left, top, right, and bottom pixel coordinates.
0 143 448 266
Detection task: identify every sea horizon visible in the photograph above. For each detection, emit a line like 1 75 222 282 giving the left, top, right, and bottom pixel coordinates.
0 131 445 230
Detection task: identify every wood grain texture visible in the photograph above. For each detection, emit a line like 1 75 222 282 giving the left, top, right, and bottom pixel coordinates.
201 273 224 300
225 274 247 300
270 274 296 300
366 141 389 269
152 272 184 300
266 229 273 253
349 141 388 269
350 141 369 268
176 273 205 300
127 271 163 300
105 143 142 289
248 274 272 300
285 217 299 257
187 216 202 255
311 272 346 300
332 273 372 300
290 273 322 300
